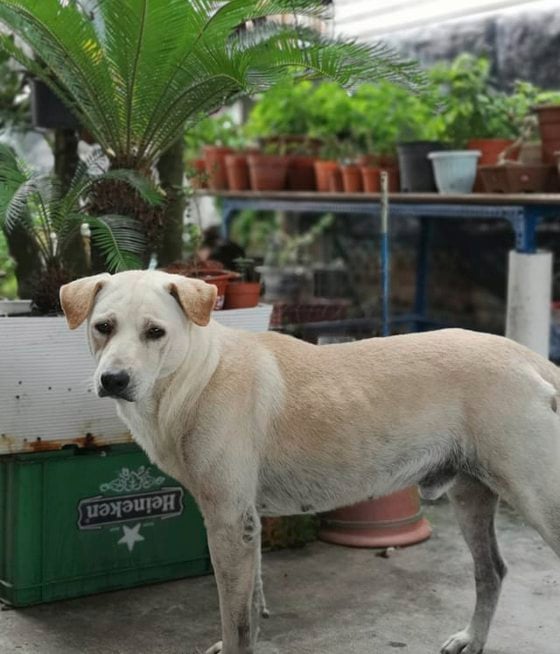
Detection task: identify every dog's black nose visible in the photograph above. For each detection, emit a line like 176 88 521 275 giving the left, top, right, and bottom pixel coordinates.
100 370 130 398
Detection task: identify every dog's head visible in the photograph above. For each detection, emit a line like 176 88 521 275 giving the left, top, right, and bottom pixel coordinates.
59 270 216 403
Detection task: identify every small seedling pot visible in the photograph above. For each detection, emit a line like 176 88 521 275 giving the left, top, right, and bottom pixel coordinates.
203 146 234 191
360 166 381 192
429 150 481 194
341 164 363 193
314 160 339 192
247 154 289 191
287 156 317 191
224 281 261 309
225 153 250 191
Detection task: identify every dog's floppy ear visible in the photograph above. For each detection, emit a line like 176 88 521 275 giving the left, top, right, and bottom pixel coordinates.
167 275 216 327
59 273 111 330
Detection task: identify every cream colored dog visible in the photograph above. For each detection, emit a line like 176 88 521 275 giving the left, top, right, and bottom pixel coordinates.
60 270 560 654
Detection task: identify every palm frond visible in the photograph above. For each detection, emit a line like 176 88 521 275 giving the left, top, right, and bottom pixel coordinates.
88 214 146 272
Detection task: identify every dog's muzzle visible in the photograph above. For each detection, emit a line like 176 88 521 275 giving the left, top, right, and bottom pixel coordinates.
98 370 134 402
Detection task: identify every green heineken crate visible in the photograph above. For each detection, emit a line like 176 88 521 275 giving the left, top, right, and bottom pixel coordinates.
0 443 211 607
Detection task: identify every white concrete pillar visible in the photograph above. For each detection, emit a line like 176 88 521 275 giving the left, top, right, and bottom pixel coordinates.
506 250 553 358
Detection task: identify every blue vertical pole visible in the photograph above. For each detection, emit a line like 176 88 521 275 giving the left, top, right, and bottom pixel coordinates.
380 172 390 337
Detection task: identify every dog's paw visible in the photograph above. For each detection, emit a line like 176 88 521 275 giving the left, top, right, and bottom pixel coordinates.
440 629 484 654
204 641 223 654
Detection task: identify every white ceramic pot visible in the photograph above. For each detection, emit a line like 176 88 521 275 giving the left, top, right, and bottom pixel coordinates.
428 150 481 194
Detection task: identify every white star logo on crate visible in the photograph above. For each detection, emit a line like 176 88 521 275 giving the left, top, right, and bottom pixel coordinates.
118 523 145 552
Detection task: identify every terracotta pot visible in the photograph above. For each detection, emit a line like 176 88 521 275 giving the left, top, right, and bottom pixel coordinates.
479 163 558 193
188 269 237 310
341 164 363 193
361 166 381 192
247 154 289 191
467 138 514 166
288 155 317 191
535 105 560 164
314 160 339 192
225 153 250 191
329 167 344 192
319 487 432 548
203 145 233 191
188 158 207 190
224 281 261 309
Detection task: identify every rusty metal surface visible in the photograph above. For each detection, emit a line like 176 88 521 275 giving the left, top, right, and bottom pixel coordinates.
0 431 133 454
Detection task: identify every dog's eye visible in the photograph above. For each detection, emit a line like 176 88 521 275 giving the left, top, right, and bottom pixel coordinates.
146 326 166 340
95 321 113 336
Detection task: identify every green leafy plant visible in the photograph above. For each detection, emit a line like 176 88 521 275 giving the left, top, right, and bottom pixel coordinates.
428 54 543 147
247 77 443 157
0 146 162 312
350 80 444 155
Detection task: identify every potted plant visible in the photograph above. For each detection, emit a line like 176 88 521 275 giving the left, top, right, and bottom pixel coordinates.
479 116 559 193
337 141 363 193
314 138 344 193
431 56 517 165
163 224 238 310
224 258 262 309
348 80 443 192
184 114 244 192
245 81 323 191
286 138 321 192
247 140 290 192
0 146 162 312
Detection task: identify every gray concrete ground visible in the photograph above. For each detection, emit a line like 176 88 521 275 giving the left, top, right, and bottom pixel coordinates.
1 500 559 654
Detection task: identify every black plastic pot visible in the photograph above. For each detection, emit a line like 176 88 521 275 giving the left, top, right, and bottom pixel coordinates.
31 79 80 130
397 141 446 192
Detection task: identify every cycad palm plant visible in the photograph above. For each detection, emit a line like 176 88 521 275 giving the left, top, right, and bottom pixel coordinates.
0 145 162 312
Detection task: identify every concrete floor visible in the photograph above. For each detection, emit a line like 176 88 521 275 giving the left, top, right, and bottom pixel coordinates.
1 501 559 654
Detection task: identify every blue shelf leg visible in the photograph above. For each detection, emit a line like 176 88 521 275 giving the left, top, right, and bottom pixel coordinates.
513 207 539 254
414 217 433 332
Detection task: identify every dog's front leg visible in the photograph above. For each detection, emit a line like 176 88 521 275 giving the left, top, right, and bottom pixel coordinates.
204 506 261 654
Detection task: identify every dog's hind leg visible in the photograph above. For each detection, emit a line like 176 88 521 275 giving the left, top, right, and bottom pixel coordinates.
440 475 507 654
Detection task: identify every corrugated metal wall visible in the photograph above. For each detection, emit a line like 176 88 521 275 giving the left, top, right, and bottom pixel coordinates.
334 0 556 38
